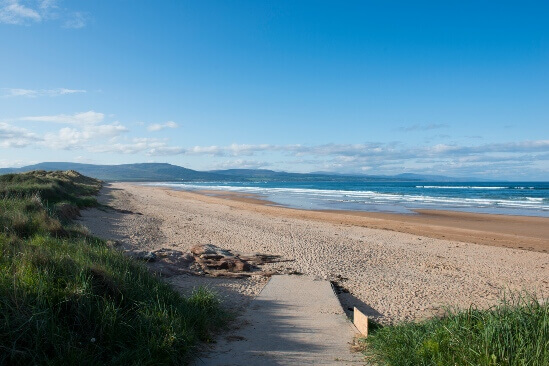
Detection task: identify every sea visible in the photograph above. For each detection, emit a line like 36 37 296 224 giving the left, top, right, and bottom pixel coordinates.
149 181 549 217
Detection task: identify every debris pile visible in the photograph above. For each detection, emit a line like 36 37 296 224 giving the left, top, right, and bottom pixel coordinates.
131 243 286 278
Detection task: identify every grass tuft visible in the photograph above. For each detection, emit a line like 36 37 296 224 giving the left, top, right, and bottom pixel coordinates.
362 293 549 366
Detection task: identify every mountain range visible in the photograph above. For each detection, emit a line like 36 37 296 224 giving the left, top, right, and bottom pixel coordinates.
0 162 475 182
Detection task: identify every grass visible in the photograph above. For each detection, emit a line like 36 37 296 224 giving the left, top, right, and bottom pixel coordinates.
0 170 224 365
362 294 549 366
0 170 101 206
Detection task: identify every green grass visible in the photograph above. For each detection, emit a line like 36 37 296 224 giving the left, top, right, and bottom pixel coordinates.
0 170 224 365
362 294 549 366
0 170 101 206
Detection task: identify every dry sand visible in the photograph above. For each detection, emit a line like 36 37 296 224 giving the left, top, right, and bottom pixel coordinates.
79 183 549 323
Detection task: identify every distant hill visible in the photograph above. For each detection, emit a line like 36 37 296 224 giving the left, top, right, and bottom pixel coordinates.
0 168 16 175
0 162 477 182
210 169 281 177
209 168 343 181
0 162 223 182
393 173 473 182
210 169 477 182
210 168 400 182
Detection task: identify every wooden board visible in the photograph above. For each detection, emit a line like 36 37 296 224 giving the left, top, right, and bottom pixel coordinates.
353 307 368 337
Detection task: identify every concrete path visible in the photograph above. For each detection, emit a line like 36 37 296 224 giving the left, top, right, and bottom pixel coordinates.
194 275 364 365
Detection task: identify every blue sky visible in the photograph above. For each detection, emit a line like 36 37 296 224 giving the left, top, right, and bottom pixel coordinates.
0 0 548 179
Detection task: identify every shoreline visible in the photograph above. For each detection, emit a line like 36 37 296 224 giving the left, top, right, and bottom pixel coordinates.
170 188 549 253
80 183 549 323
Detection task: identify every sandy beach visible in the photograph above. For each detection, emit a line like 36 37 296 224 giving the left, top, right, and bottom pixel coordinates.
196 189 549 253
80 183 549 323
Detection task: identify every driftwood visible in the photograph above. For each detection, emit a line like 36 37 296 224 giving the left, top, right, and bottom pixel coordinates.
138 244 287 278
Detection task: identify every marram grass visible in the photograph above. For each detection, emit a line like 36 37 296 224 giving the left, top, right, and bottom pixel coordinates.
362 293 549 366
0 170 224 365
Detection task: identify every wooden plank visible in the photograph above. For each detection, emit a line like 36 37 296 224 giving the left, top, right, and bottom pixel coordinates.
353 307 368 337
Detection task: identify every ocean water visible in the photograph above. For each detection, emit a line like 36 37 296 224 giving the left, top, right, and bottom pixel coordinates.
149 181 549 217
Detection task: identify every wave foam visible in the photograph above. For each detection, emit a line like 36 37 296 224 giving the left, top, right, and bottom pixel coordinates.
150 183 549 212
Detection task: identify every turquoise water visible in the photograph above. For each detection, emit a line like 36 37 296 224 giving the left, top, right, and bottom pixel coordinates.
150 181 549 217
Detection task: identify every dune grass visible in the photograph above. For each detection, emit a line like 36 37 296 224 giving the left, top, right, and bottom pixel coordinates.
0 170 224 365
0 169 101 205
362 294 549 366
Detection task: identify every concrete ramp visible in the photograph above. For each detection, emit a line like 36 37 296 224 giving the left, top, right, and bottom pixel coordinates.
194 275 362 365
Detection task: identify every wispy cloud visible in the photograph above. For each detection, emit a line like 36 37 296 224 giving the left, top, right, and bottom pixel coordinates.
153 141 548 178
3 107 548 178
0 0 87 27
42 123 127 150
5 109 548 177
21 110 104 124
89 138 169 154
423 140 549 155
136 140 549 159
63 11 85 29
0 122 40 148
2 88 86 97
147 121 178 132
14 110 128 150
0 0 41 25
0 158 36 168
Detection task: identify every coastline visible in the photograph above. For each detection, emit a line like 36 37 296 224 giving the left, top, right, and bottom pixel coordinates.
177 188 549 253
80 183 549 323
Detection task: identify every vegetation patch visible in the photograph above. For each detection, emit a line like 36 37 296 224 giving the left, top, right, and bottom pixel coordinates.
0 170 224 365
361 294 549 366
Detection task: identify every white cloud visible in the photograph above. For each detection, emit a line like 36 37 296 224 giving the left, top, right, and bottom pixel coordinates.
2 107 548 179
421 140 549 156
0 122 40 148
89 138 169 154
8 110 128 150
22 110 104 125
0 0 41 25
149 146 186 155
118 140 549 162
90 123 128 136
42 123 128 150
39 0 57 10
0 0 86 27
106 138 545 178
147 121 178 132
2 88 86 97
146 140 549 178
42 127 81 149
0 158 36 168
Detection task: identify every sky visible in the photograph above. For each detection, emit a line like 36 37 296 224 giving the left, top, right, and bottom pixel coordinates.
0 0 548 180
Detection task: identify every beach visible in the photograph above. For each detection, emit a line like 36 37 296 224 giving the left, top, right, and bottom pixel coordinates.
80 183 549 323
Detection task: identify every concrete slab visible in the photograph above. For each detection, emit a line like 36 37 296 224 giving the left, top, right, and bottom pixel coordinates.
194 275 363 365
